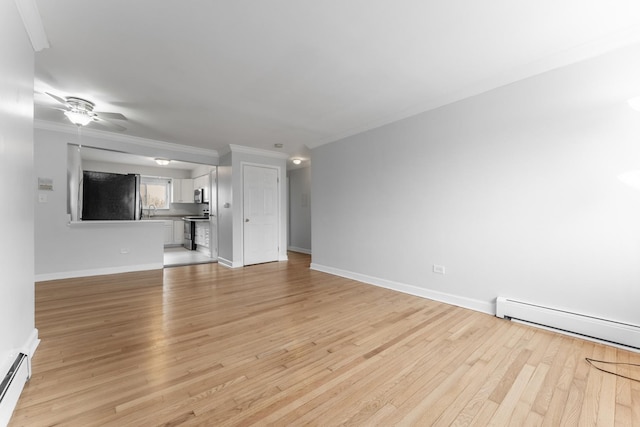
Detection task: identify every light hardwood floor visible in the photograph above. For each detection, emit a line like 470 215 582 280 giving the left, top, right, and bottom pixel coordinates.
10 252 640 426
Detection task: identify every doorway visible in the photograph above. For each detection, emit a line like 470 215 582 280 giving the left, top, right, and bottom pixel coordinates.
243 164 279 265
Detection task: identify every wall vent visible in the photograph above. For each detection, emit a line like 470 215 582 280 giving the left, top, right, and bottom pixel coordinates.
496 297 640 351
0 353 29 426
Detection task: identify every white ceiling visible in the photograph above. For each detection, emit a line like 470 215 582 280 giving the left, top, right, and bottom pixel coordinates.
33 1 640 161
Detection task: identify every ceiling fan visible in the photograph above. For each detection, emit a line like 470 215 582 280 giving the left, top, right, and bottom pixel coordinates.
45 92 127 131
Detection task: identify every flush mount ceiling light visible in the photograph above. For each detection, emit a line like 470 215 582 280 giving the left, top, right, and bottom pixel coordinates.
64 110 93 126
155 158 170 166
63 98 96 126
292 158 302 165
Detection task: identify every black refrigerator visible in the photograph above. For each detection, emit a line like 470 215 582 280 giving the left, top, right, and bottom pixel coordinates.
81 171 142 220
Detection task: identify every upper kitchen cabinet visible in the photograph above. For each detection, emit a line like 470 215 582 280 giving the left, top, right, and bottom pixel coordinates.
172 178 194 203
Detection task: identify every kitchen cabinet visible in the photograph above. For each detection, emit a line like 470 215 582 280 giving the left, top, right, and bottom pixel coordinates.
193 175 205 190
171 178 194 203
173 220 184 245
182 179 194 202
163 221 174 245
162 219 185 246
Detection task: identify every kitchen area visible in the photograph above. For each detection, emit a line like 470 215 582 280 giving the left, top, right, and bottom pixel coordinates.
78 146 218 267
151 175 217 267
165 216 211 266
36 131 289 281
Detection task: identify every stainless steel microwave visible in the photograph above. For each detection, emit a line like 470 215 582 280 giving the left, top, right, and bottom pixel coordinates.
194 188 205 203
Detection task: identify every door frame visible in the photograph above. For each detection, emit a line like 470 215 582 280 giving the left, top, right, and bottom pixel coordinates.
208 167 218 260
240 161 283 266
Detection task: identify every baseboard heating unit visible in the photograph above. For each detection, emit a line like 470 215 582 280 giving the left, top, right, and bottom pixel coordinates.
496 297 640 351
0 353 28 426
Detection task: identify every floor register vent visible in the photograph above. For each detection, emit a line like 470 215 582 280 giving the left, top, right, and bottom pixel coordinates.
496 297 640 351
0 353 28 426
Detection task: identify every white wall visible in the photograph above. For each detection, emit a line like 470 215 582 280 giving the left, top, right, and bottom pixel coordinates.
0 0 37 395
190 164 215 179
34 127 220 280
216 147 288 267
288 167 311 253
312 43 640 327
35 129 168 280
217 154 234 266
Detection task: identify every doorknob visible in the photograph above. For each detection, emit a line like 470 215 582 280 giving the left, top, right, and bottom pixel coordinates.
245 218 250 222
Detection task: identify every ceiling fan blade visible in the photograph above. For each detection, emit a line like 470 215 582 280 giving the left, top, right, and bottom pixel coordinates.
91 117 126 132
45 92 68 106
95 111 127 121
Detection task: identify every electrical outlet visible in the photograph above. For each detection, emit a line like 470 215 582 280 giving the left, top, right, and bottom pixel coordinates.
433 264 445 274
38 193 47 203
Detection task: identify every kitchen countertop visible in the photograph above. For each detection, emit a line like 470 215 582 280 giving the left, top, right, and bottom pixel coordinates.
139 215 210 222
69 220 165 226
141 215 195 221
70 214 207 224
182 216 210 222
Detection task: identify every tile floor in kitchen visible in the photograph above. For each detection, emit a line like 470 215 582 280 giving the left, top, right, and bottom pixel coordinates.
163 246 215 267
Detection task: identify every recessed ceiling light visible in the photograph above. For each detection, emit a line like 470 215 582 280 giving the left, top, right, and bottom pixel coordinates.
155 158 170 166
292 158 302 165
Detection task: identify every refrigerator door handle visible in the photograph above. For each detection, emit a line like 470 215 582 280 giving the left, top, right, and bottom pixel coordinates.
134 174 142 220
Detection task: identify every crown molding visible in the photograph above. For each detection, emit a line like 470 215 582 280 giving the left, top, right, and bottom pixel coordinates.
14 0 49 51
34 119 219 159
226 144 290 159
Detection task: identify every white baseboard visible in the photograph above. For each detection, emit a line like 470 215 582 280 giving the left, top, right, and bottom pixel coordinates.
288 246 311 255
35 263 163 282
218 257 288 267
22 329 40 369
217 257 242 269
310 263 493 315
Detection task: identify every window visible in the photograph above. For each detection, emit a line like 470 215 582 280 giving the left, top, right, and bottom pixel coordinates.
140 176 172 209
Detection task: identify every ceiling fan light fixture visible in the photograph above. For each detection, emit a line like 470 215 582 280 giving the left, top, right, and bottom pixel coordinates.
64 110 93 126
155 158 170 166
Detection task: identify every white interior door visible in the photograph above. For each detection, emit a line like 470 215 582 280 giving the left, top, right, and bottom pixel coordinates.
243 165 279 265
